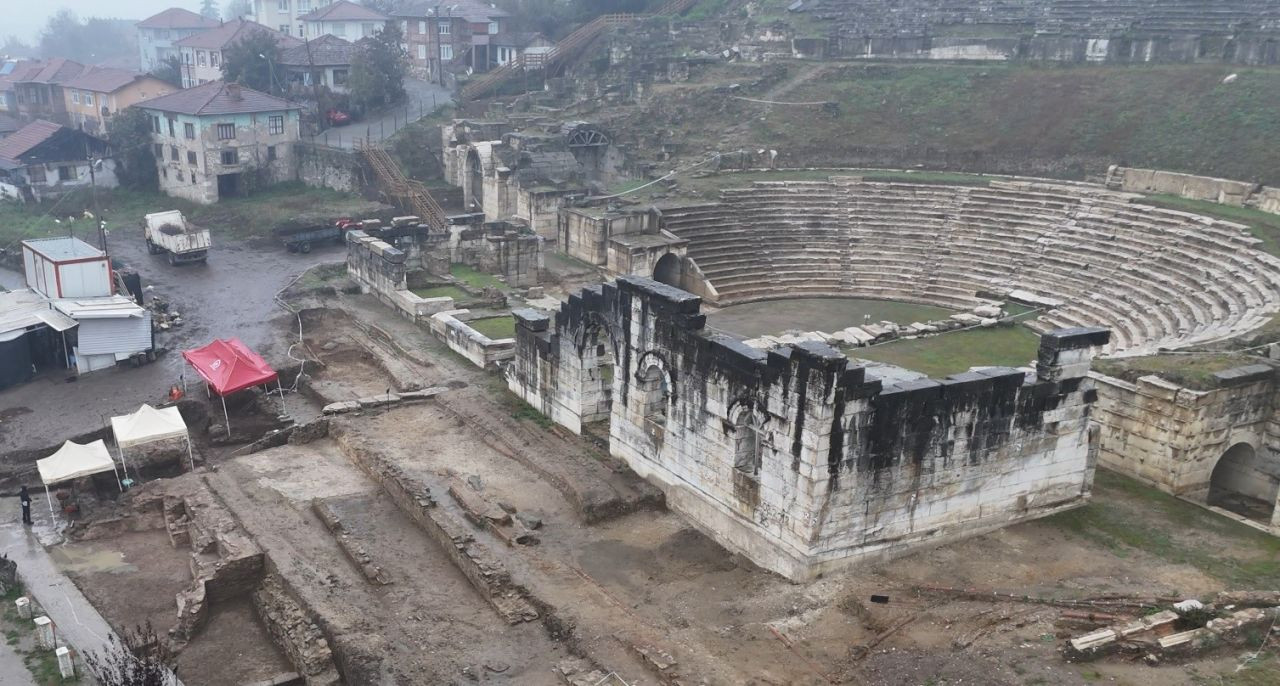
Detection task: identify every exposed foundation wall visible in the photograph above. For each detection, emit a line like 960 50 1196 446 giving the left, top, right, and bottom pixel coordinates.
297 143 364 194
345 230 407 298
1106 166 1280 215
429 309 515 368
507 276 1110 580
1091 366 1280 523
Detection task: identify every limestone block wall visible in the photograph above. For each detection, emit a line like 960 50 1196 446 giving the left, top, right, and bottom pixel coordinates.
1092 365 1280 504
429 309 515 369
345 230 407 299
506 275 1110 580
1106 166 1280 216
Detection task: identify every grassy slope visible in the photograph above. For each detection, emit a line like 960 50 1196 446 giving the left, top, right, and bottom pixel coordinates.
686 63 1280 185
1051 469 1280 589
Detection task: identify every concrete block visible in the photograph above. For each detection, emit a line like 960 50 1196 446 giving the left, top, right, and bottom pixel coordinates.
322 401 362 415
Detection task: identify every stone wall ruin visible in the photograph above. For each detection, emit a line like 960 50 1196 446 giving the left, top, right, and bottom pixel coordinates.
506 275 1111 580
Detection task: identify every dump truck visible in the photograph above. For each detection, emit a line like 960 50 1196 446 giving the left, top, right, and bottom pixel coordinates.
143 211 210 266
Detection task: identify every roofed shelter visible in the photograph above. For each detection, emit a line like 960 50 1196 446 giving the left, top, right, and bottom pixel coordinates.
37 439 122 515
111 404 195 475
182 338 284 436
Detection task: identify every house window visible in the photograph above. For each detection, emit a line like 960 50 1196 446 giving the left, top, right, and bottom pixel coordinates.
177 169 184 182
187 151 198 166
83 93 93 107
438 22 450 35
280 25 290 35
184 123 195 139
440 44 453 60
183 51 192 64
417 44 427 60
418 21 426 34
269 115 285 135
331 22 345 36
170 145 179 161
197 50 207 67
28 166 46 183
298 0 310 10
71 91 80 104
400 20 408 34
221 149 238 165
488 22 498 35
362 23 376 37
154 143 164 159
298 23 305 36
167 117 176 136
267 145 277 161
278 0 289 10
58 166 74 181
211 52 220 67
332 69 348 86
217 123 236 140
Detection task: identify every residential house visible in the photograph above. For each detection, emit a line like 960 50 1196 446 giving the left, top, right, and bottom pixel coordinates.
278 34 356 93
9 59 88 126
0 114 18 140
174 20 302 89
62 69 178 135
137 81 301 204
254 0 337 39
300 1 391 40
136 8 221 73
393 0 513 80
0 59 29 113
0 120 117 202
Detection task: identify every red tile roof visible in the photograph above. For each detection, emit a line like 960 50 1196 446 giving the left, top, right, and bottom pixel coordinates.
134 80 299 116
13 59 86 85
0 120 63 165
299 0 390 22
137 8 222 30
279 35 358 67
63 68 151 94
175 19 303 50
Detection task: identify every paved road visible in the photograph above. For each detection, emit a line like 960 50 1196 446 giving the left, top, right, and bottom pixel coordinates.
0 230 346 454
310 76 453 149
0 495 186 684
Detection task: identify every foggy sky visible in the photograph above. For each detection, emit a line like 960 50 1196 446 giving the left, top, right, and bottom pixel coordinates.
7 1 206 44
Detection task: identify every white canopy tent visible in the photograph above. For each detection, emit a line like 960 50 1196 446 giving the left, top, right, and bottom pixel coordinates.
110 404 194 476
36 439 122 515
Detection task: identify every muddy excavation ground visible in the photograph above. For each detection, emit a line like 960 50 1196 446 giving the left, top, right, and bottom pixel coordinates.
45 282 1280 686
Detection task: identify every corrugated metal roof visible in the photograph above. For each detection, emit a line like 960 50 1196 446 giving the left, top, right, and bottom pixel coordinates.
0 289 52 336
137 8 221 30
53 295 147 320
136 81 299 117
21 236 105 262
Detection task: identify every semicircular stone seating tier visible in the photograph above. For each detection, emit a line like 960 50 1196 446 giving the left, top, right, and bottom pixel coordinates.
659 178 1280 357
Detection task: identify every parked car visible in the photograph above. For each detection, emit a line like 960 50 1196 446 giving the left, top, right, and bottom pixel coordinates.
326 109 352 126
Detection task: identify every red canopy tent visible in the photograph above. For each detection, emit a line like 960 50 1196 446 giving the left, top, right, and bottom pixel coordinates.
182 338 284 436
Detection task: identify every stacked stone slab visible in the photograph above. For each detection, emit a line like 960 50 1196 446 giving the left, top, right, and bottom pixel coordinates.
660 177 1280 357
506 275 1111 580
792 1 1280 64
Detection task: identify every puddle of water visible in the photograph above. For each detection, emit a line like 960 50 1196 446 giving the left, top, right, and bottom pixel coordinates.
48 545 138 575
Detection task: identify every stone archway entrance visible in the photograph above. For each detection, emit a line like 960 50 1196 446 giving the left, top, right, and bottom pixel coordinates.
1207 442 1279 523
653 253 681 288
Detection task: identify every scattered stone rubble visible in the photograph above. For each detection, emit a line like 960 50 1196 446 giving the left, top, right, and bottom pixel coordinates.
1067 591 1280 662
321 386 448 415
311 500 392 586
741 302 1012 352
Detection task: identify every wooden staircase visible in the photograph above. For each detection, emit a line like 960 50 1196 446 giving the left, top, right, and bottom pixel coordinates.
358 139 448 230
460 0 699 100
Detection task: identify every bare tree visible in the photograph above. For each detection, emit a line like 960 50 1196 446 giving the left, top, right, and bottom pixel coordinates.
84 623 178 686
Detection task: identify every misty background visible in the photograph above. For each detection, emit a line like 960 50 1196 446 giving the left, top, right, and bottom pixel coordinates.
7 1 206 45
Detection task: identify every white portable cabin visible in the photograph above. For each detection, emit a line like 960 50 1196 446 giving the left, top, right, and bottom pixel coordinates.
53 295 152 374
21 237 113 299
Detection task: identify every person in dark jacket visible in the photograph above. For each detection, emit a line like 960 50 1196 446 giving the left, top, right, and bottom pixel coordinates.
19 486 31 525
